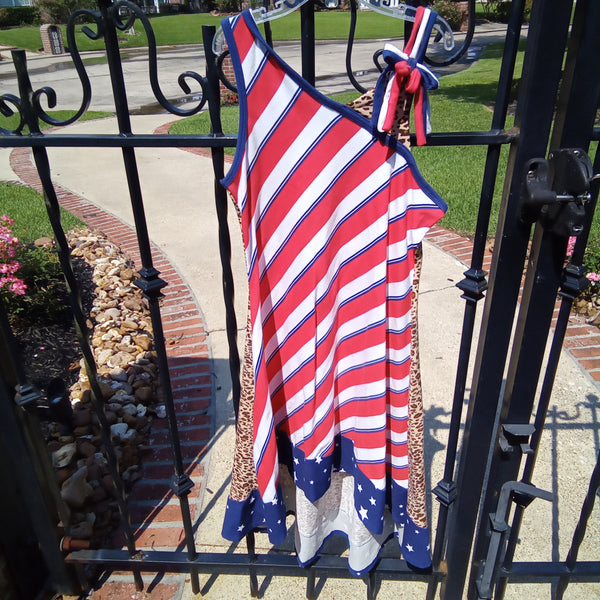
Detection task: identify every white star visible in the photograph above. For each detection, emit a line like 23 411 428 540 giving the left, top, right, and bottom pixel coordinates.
357 484 363 492
294 457 299 464
414 529 420 534
359 506 368 520
406 544 414 552
277 519 281 524
237 525 244 532
323 468 327 473
271 498 278 505
427 544 430 551
369 497 376 505
249 496 255 504
315 456 322 464
310 480 314 485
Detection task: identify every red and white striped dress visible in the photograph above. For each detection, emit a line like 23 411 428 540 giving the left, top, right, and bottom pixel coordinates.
221 8 446 574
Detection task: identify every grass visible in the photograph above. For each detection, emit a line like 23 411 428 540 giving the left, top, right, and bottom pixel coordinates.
0 11 437 52
0 183 83 244
0 109 111 134
0 110 110 239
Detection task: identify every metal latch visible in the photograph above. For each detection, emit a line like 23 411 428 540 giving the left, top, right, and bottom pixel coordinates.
522 148 597 236
499 423 535 455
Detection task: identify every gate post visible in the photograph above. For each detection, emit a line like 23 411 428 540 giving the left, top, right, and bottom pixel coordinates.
441 1 575 598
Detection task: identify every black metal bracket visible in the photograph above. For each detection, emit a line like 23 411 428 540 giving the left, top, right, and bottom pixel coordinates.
522 148 596 235
475 481 553 600
498 423 535 456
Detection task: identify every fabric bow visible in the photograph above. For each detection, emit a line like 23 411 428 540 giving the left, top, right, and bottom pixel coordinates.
375 43 439 146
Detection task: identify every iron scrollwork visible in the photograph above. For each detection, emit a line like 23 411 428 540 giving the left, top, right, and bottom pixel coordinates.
0 0 210 133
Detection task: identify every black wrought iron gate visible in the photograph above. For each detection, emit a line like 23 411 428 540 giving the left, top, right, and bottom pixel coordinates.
0 0 598 599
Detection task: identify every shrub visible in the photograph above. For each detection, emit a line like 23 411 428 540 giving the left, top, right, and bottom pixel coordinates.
214 0 241 13
479 0 532 24
37 0 95 25
3 242 68 326
430 0 466 32
0 6 40 28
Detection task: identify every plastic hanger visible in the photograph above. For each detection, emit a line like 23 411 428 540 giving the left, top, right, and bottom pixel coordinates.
212 0 309 54
359 0 454 51
212 0 453 56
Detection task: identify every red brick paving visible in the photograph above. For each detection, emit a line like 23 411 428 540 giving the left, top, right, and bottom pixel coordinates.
9 135 600 599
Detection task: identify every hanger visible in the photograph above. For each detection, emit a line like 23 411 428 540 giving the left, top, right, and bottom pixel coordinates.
212 0 309 54
212 0 453 56
358 0 454 51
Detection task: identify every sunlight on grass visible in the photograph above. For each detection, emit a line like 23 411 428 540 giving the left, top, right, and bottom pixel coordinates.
0 183 83 244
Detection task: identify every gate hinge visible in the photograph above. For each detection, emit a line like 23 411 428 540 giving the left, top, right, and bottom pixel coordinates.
522 148 597 236
499 423 535 455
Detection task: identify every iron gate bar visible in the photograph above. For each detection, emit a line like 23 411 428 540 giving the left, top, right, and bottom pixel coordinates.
501 561 600 583
469 0 600 594
0 130 516 148
202 26 242 422
98 0 203 591
0 382 78 595
495 88 600 600
441 0 576 598
426 3 527 599
554 449 600 598
12 44 146 592
65 548 445 579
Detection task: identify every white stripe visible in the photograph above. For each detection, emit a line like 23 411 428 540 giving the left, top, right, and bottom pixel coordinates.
387 342 410 365
387 404 408 419
387 273 412 299
339 413 386 433
388 430 408 444
388 375 410 394
246 75 299 168
387 311 411 332
410 8 432 59
336 381 386 407
390 454 409 468
337 342 386 375
353 445 386 463
241 41 267 93
377 74 395 132
274 378 315 425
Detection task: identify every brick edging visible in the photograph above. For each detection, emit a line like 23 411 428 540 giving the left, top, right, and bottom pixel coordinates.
426 225 600 386
9 145 211 600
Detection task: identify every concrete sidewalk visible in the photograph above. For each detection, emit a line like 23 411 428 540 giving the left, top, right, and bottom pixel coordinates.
2 114 599 599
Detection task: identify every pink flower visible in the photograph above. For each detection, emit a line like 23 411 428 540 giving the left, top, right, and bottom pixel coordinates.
586 272 600 283
566 236 576 257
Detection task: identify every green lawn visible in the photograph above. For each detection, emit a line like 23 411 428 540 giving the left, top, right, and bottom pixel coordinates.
0 11 435 52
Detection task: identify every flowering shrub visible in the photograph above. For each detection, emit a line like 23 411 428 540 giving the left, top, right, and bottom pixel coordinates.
567 235 600 294
0 215 27 297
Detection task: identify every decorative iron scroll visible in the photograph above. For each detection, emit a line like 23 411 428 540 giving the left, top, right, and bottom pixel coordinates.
0 0 209 132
